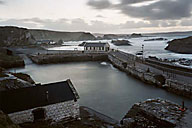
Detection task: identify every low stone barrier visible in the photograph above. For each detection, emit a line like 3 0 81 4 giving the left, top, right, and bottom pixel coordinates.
29 52 108 64
108 53 161 86
108 51 192 98
163 79 192 98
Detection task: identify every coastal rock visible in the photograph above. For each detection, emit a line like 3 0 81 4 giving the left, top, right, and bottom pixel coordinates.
111 40 132 46
11 73 35 84
0 78 34 91
0 48 25 69
121 98 184 128
165 36 192 54
144 38 167 41
129 33 143 38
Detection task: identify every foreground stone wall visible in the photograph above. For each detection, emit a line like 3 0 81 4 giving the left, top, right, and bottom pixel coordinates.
8 100 79 124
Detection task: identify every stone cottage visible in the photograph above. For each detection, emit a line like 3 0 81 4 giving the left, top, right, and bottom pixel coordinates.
0 79 80 124
84 43 110 52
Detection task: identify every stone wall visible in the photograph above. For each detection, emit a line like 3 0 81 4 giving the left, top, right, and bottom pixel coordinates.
108 51 192 98
29 52 108 64
163 79 192 98
108 53 159 86
8 100 79 124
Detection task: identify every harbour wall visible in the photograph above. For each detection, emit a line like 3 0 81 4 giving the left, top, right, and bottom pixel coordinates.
28 50 192 98
29 52 108 64
108 51 192 98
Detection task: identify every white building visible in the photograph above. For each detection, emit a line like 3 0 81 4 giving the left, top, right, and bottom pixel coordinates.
0 79 80 124
84 43 110 52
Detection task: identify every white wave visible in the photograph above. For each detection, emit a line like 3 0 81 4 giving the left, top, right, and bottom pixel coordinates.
100 62 108 65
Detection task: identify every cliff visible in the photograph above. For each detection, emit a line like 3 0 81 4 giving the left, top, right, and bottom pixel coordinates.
29 29 96 42
0 26 36 46
165 36 192 54
0 26 96 46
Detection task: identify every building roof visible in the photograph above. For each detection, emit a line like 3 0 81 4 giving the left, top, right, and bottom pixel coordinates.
0 79 79 114
84 43 108 47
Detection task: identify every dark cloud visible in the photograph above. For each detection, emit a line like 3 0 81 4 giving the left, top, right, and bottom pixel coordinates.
120 0 155 4
0 0 5 4
87 0 111 9
87 0 192 20
120 0 192 20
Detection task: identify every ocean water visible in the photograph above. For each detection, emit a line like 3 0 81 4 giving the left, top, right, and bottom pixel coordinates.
9 61 192 120
48 35 192 60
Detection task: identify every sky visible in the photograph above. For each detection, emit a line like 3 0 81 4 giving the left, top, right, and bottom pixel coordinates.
0 0 192 34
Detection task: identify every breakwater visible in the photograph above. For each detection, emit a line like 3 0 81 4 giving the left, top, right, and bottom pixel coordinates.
108 51 192 98
29 51 108 64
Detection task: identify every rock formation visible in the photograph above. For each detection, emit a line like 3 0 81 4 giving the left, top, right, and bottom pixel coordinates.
129 33 143 38
121 99 185 128
165 36 192 54
111 40 132 46
144 38 167 41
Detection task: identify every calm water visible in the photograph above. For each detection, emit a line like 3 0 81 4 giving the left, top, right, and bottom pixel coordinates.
10 61 192 120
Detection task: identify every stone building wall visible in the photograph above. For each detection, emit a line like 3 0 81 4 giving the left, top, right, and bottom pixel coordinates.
8 100 79 124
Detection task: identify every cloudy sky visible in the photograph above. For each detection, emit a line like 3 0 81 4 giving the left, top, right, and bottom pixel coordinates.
0 0 192 33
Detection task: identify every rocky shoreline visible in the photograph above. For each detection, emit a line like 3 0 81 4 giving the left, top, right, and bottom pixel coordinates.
165 36 192 54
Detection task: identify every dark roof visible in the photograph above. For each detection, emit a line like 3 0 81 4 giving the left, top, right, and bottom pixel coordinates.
84 43 108 47
0 79 79 114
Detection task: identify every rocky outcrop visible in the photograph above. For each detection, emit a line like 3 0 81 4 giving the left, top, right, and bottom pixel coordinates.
11 73 35 84
0 48 24 69
0 71 35 91
0 110 20 128
129 33 143 38
0 78 35 91
29 29 96 42
121 99 184 128
165 36 192 54
144 38 167 41
111 40 132 46
0 26 36 46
